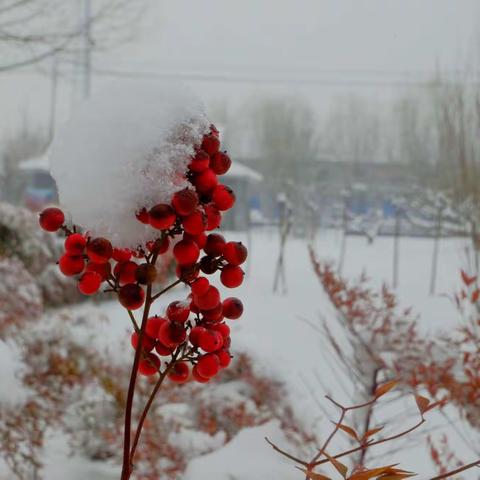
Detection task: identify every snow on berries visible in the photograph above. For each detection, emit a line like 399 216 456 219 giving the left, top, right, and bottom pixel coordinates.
40 94 246 386
49 80 210 247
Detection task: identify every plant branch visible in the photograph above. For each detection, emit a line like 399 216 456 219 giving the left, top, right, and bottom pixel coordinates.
128 349 181 467
428 459 480 479
151 278 182 301
120 284 153 480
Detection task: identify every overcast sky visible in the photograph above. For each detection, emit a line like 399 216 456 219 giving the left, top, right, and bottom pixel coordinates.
1 0 479 135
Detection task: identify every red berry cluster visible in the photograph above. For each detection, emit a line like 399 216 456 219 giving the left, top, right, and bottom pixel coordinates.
39 125 246 384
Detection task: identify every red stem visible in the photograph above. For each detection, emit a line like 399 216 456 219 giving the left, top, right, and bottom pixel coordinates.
120 285 153 480
128 351 179 467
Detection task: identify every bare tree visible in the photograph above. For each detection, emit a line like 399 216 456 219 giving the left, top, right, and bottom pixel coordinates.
323 95 381 165
250 96 319 188
0 0 148 72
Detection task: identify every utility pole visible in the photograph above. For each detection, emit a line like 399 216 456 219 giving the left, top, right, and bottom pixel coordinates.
48 54 58 142
83 0 91 98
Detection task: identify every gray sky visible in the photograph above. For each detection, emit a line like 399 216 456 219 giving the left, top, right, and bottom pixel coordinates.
1 0 479 135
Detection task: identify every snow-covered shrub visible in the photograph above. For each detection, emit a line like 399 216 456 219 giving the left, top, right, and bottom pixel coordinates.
0 309 106 479
407 270 480 430
0 202 56 274
0 256 43 336
0 202 87 306
290 248 480 477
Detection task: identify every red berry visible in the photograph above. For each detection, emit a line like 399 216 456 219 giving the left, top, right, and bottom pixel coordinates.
138 353 160 376
184 232 207 249
146 236 170 254
78 271 102 295
210 124 219 137
65 233 87 255
210 151 231 175
135 263 157 285
173 239 200 265
158 321 187 347
201 134 220 156
216 350 232 368
191 277 210 296
194 285 220 310
118 284 145 310
197 353 220 378
114 261 138 285
221 265 244 288
155 342 174 356
204 204 222 230
201 303 224 322
172 188 199 216
189 326 207 347
136 208 150 224
87 237 113 264
189 297 200 314
223 242 248 265
131 332 156 352
166 300 190 323
39 207 64 232
192 364 210 383
182 210 207 235
176 263 200 282
59 254 85 276
193 169 218 195
189 149 210 173
198 329 223 353
146 316 167 339
168 361 190 383
112 248 132 263
204 233 226 257
212 185 235 211
199 255 218 274
222 297 243 319
210 323 230 338
223 336 232 349
149 204 176 230
86 261 111 281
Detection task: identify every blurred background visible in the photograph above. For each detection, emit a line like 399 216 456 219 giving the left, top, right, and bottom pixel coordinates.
2 1 480 479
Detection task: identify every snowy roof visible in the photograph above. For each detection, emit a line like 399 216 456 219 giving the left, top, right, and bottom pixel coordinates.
224 162 263 182
19 154 50 171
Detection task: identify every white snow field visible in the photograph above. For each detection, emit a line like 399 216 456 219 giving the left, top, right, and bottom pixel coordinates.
33 229 476 479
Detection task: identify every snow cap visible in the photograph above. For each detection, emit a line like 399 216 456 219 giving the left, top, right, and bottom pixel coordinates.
50 79 209 247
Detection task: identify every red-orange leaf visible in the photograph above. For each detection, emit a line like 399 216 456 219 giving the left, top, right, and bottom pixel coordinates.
461 269 477 286
337 423 360 442
348 465 398 479
375 380 397 398
415 394 430 414
324 451 348 478
472 289 480 303
299 468 332 480
364 426 384 438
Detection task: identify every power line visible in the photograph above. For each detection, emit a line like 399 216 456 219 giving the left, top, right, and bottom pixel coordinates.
92 67 480 88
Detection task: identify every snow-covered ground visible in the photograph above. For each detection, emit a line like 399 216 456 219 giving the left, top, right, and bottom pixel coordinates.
34 228 476 479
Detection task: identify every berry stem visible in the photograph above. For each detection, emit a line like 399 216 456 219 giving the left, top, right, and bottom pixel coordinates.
151 278 183 301
128 349 182 467
127 310 140 332
120 283 153 480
